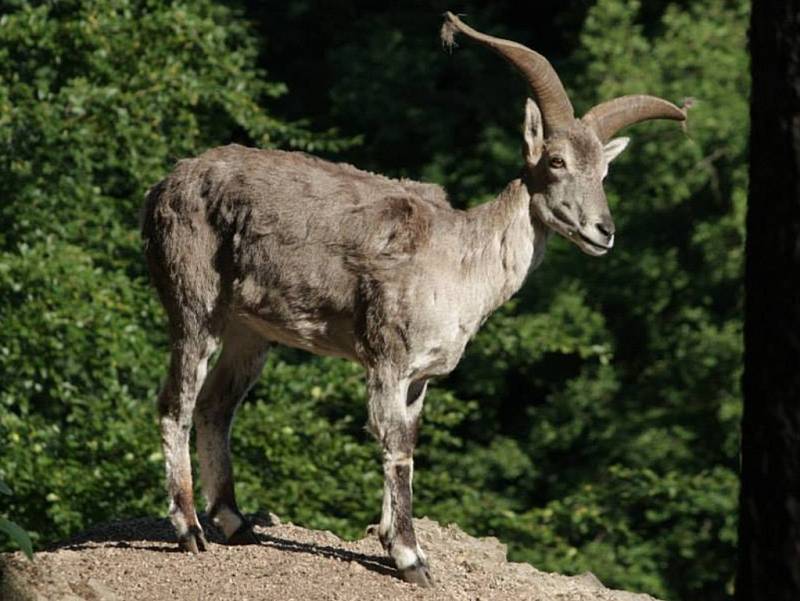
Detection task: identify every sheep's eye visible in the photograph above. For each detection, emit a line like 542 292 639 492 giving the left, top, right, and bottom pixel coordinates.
549 157 566 169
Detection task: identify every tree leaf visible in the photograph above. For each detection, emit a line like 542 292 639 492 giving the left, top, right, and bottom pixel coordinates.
0 517 33 560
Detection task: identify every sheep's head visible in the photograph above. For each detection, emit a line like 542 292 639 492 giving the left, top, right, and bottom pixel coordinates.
441 12 688 257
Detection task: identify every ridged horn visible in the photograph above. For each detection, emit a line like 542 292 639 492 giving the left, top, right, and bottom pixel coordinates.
441 11 575 134
582 95 689 143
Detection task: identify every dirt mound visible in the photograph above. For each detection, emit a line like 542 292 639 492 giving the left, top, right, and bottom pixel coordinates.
1 515 661 600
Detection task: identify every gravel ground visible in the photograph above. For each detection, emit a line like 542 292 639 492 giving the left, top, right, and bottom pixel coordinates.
1 515 661 601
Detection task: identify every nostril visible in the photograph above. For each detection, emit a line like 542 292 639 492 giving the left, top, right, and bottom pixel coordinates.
596 220 615 238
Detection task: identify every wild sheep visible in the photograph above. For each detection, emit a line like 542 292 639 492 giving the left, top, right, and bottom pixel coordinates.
141 12 687 587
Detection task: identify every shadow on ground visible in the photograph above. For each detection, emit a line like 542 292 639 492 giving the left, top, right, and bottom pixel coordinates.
49 514 397 579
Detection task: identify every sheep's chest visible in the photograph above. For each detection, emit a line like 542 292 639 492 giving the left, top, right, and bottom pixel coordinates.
403 280 489 380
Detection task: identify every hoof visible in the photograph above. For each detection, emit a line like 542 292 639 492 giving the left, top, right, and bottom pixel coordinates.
178 526 208 553
227 522 259 546
400 559 434 587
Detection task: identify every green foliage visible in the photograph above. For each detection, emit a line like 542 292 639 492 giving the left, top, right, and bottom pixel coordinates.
0 240 166 542
0 478 33 559
0 0 331 548
0 2 745 601
233 357 377 535
0 0 352 260
486 465 738 599
0 517 33 560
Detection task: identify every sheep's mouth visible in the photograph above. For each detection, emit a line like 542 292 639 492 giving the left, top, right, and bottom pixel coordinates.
537 204 612 257
561 230 607 256
578 230 613 252
548 213 612 257
557 226 612 257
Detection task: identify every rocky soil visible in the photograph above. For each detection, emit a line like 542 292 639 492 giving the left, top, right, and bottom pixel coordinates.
1 514 661 600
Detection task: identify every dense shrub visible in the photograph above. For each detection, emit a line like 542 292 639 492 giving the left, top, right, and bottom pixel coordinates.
0 1 745 599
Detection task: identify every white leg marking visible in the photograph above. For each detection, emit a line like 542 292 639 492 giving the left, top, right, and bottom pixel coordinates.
169 498 189 537
393 544 419 570
213 506 244 538
379 479 394 541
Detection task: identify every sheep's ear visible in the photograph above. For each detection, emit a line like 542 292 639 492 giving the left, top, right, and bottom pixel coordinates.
603 137 630 164
523 98 544 167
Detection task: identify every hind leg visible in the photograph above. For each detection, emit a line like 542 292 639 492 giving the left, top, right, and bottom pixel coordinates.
195 322 269 544
159 334 218 553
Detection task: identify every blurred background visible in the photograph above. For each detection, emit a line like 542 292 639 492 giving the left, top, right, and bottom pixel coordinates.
0 1 746 599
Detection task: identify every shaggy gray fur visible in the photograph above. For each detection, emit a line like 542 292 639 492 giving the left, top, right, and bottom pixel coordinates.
141 95 627 586
141 13 683 587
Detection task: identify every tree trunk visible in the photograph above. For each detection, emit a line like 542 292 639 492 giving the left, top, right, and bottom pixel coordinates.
738 1 800 600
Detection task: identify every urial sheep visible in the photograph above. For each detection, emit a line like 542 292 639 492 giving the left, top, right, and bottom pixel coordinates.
141 12 687 587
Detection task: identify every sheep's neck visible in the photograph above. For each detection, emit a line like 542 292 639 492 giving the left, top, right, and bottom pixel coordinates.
460 178 549 316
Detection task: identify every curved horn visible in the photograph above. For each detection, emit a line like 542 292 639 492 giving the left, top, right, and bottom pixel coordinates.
441 12 574 134
582 95 688 143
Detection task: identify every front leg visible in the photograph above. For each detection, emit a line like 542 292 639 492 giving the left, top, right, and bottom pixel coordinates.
367 372 432 587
